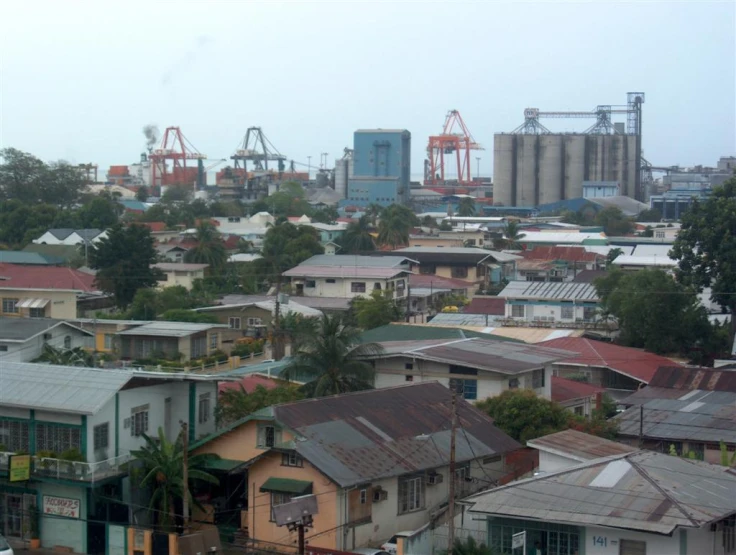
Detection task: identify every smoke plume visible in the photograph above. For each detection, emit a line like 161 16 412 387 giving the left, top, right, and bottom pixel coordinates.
143 125 159 148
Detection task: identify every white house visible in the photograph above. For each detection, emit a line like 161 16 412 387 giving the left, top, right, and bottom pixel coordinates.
497 281 601 324
465 449 736 555
33 229 107 246
0 362 219 553
0 318 93 362
526 429 637 473
153 262 209 290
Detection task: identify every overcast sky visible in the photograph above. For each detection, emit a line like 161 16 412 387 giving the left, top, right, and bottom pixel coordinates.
1 1 734 180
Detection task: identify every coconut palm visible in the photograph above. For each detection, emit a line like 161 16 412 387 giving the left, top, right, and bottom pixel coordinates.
376 205 416 249
281 313 383 396
502 219 525 249
339 216 376 253
364 203 384 227
184 221 228 271
132 427 219 531
457 197 476 217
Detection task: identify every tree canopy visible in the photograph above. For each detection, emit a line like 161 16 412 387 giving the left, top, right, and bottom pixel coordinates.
183 221 228 272
215 384 304 426
594 206 633 236
351 290 403 330
338 216 376 254
377 204 417 248
457 197 476 217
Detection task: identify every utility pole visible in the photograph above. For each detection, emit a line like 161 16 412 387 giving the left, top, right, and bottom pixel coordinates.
298 523 306 555
181 422 189 533
447 390 457 552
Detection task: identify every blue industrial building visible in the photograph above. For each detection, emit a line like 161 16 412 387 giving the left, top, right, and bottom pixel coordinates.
346 129 411 207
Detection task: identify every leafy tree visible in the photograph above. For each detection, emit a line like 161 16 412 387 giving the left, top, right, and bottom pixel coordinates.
160 186 192 204
127 288 163 320
215 384 304 426
439 220 453 231
351 290 403 330
421 215 439 231
132 427 219 531
637 208 661 223
76 194 123 229
440 536 498 555
136 186 149 202
476 389 569 443
672 177 736 346
184 221 228 273
339 216 376 253
209 200 243 218
457 197 476 217
33 344 94 367
594 206 633 236
376 204 416 249
282 314 383 397
259 222 324 280
280 312 320 352
160 309 218 323
606 247 623 268
311 206 339 224
88 224 164 308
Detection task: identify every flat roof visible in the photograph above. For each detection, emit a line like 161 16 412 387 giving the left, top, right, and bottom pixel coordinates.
153 262 209 271
118 321 227 337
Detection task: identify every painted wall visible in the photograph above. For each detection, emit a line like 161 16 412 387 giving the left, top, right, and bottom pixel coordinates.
408 237 464 248
0 326 91 363
537 451 581 474
295 276 408 300
39 482 87 554
192 419 293 463
504 300 600 323
0 289 79 319
156 269 206 291
583 525 714 555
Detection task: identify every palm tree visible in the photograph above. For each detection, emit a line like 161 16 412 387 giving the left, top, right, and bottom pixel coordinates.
132 427 219 531
502 219 525 249
339 216 376 253
364 203 384 227
457 197 476 217
184 221 228 271
33 344 94 367
281 314 384 397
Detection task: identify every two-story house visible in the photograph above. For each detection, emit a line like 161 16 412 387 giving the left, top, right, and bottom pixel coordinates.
0 318 93 362
283 255 413 300
0 362 218 553
153 263 209 291
497 281 601 324
32 229 107 247
192 382 521 552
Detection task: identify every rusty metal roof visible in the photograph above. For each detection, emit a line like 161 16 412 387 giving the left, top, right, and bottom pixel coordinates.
466 450 736 535
527 429 636 462
273 382 521 488
648 366 736 393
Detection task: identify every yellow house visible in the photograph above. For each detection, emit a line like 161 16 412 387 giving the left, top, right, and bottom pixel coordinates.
191 382 521 552
153 262 209 291
69 318 152 353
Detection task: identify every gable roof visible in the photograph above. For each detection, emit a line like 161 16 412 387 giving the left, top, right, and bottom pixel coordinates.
301 254 412 268
647 366 736 393
22 243 81 262
465 297 505 315
497 281 599 301
551 376 605 403
520 246 602 263
283 265 409 279
46 228 76 240
571 269 608 283
0 263 98 293
539 337 679 384
0 251 65 265
466 450 736 535
527 429 636 462
273 382 521 487
219 374 281 394
118 321 227 337
359 324 518 344
393 246 500 265
0 318 92 343
409 274 473 290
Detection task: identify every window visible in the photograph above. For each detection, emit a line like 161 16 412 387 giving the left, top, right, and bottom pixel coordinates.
508 378 519 389
359 489 367 504
326 279 336 284
198 393 211 424
396 279 405 290
405 375 414 382
532 369 545 389
2 299 18 314
466 239 476 246
688 442 705 460
724 515 736 553
511 304 525 318
351 282 366 293
64 336 72 349
373 282 382 291
35 424 81 454
104 334 114 350
449 378 477 400
488 517 580 555
655 230 665 239
574 406 584 416
281 451 303 467
398 474 424 514
619 539 647 555
93 423 109 450
419 265 437 275
560 304 574 320
229 317 241 330
270 493 294 521
305 280 316 288
209 333 218 350
451 266 468 279
29 307 45 318
131 405 149 437
0 419 30 453
405 362 414 370
583 306 598 321
257 425 281 448
0 345 6 352
247 317 263 326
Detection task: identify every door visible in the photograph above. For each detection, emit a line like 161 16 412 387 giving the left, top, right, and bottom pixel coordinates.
164 397 172 438
4 494 23 537
619 539 647 555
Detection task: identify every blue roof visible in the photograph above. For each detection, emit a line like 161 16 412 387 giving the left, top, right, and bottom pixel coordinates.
0 251 65 265
118 199 149 211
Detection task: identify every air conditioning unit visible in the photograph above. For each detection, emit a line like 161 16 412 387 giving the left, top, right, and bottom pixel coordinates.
372 488 388 502
426 472 444 486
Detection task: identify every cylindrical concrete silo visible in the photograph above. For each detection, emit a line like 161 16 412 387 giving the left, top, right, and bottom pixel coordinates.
517 135 539 206
334 159 348 198
564 135 586 199
538 135 564 205
492 134 515 206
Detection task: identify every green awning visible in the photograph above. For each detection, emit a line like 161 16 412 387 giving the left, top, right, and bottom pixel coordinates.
203 459 249 474
259 477 313 495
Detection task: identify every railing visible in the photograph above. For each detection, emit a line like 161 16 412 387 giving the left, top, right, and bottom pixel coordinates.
0 451 131 483
497 317 616 330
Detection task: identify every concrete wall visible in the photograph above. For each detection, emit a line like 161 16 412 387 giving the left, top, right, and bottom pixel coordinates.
504 300 600 323
39 482 87 553
157 269 205 291
0 289 78 319
296 276 408 300
583 525 688 555
192 418 294 462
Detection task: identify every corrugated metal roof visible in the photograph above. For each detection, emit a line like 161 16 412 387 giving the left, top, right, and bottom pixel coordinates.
425 313 506 328
394 247 518 264
0 362 132 414
516 232 607 244
219 294 352 311
359 324 517 344
273 382 521 487
527 430 636 462
153 263 209 271
300 255 412 268
648 366 736 393
0 252 65 265
283 265 409 279
117 321 226 337
612 255 677 267
551 376 605 403
467 450 736 535
0 318 92 342
497 281 599 301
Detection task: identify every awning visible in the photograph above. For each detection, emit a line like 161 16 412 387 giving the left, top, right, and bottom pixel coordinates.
203 458 250 475
259 477 313 495
17 298 50 309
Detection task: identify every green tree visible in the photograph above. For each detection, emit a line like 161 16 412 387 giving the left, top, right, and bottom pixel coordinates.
136 186 149 202
376 204 417 249
215 384 304 426
76 195 123 229
88 224 164 308
132 427 219 531
457 197 476 217
310 206 339 224
476 389 569 443
282 314 383 397
280 312 320 352
672 177 736 346
127 288 162 320
441 536 498 555
160 309 218 323
364 203 384 226
606 247 623 268
421 215 439 231
339 216 376 254
351 290 403 330
33 344 94 367
502 220 525 248
637 208 661 223
184 222 228 273
160 186 192 204
594 206 633 236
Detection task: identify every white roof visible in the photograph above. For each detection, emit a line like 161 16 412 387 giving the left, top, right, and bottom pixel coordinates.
228 253 262 263
612 255 677 267
118 321 227 337
630 244 674 257
517 231 607 244
584 246 635 256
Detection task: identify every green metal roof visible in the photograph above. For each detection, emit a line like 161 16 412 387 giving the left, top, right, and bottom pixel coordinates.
203 458 249 474
259 477 313 495
359 323 520 344
0 251 65 265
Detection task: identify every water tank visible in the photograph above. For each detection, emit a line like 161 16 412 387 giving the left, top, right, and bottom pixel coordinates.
564 135 586 200
538 135 563 204
334 158 348 198
517 135 539 206
492 134 515 206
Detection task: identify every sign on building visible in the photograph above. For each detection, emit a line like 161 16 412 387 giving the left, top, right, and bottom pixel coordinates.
8 455 31 482
43 495 81 519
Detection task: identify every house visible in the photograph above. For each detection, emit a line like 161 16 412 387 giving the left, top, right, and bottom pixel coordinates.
526 429 637 473
32 228 107 247
426 316 587 342
362 337 574 401
515 231 609 250
303 222 347 244
0 318 93 362
464 296 506 316
0 263 105 319
407 235 464 249
155 243 189 263
614 365 736 463
21 244 84 266
551 375 606 417
0 362 218 553
358 323 521 345
409 274 475 299
393 247 520 289
464 450 736 555
117 321 228 361
191 382 521 552
539 337 680 392
68 318 151 354
283 255 413 299
515 246 605 282
496 281 601 324
153 262 208 290
0 252 66 266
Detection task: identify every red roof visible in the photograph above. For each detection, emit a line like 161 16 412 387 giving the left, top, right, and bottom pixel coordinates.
552 375 605 403
0 263 98 293
521 246 601 263
409 274 472 290
218 375 280 394
539 337 678 384
137 221 167 233
465 297 505 315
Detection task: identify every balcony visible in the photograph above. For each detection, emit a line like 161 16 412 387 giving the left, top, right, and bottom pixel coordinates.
0 452 131 483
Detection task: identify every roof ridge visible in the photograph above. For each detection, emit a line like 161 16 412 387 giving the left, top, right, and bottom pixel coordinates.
406 337 472 353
